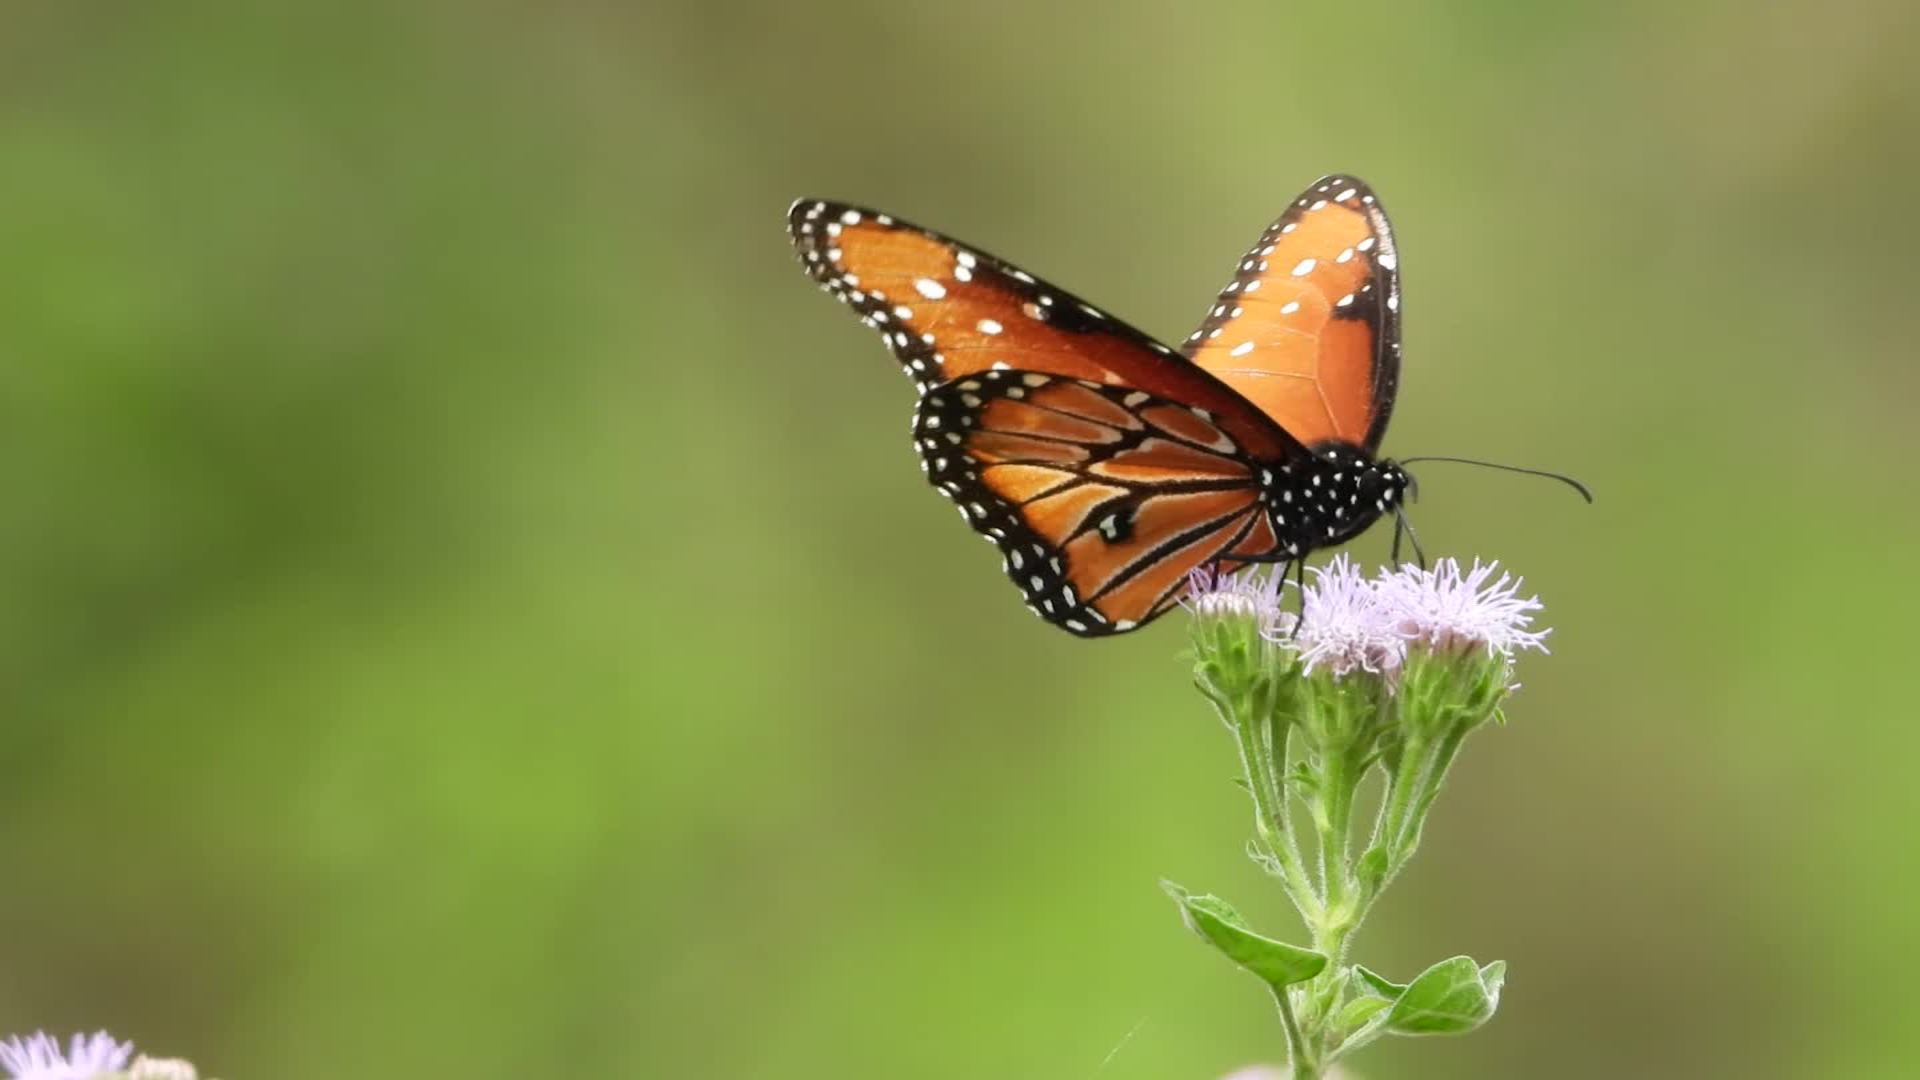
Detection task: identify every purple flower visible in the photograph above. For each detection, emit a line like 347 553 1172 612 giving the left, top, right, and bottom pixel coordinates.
0 1032 133 1080
1183 564 1286 634
127 1059 197 1080
1268 554 1405 678
1376 558 1550 658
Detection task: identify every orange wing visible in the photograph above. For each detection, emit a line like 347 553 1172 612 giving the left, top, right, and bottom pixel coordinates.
1182 175 1402 455
916 372 1280 636
788 198 1300 463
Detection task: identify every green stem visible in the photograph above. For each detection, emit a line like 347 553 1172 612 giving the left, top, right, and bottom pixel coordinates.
1298 738 1364 1062
1318 746 1355 925
1263 703 1315 914
1389 722 1471 864
1376 731 1429 867
1271 983 1318 1080
1220 694 1321 922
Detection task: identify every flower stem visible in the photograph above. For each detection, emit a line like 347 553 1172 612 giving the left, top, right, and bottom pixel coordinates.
1376 730 1428 866
1271 983 1319 1080
1318 745 1355 926
1218 690 1321 922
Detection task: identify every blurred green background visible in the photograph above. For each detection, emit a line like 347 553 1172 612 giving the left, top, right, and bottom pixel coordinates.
2 2 1916 1077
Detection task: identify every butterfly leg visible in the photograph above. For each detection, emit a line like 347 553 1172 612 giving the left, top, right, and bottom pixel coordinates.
1287 557 1307 639
1391 506 1427 569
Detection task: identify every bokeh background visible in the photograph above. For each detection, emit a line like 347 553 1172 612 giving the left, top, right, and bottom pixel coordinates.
3 3 1916 1078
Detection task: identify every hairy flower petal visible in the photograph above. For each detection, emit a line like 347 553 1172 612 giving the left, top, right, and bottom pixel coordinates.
1376 558 1550 658
1183 565 1287 635
0 1032 133 1080
1268 555 1405 678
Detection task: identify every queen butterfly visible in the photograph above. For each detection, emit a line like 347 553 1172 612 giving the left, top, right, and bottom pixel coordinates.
788 174 1413 637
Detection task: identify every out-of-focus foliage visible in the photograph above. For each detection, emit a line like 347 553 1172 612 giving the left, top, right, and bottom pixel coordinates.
1 3 1916 1078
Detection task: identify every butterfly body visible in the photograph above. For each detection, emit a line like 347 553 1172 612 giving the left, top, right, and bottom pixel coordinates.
790 176 1409 636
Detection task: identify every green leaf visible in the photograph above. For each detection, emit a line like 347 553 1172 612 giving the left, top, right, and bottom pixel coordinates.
1353 964 1408 999
1162 881 1327 988
1355 846 1390 892
1385 956 1506 1036
1336 993 1394 1033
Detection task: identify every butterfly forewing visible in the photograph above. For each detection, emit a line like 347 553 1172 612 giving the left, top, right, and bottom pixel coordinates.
915 371 1269 636
1181 174 1402 454
787 199 1299 462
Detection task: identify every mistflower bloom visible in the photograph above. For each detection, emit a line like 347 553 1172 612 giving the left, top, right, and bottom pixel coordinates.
1183 564 1287 633
127 1058 197 1080
0 1032 133 1080
1272 554 1405 678
1376 558 1550 658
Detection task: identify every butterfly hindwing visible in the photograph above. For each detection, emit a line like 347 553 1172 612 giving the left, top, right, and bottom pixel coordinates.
915 371 1272 636
1181 174 1402 454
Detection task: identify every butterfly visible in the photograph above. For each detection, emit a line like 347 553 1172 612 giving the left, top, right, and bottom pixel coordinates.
788 174 1411 637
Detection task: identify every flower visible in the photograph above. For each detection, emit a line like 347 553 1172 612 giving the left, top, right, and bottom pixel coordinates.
0 1032 133 1080
1182 564 1286 634
127 1058 197 1080
1270 554 1405 678
1375 558 1550 659
1221 1060 1359 1068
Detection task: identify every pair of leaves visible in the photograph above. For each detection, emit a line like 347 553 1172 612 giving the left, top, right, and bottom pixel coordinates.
1162 881 1326 989
1352 956 1506 1037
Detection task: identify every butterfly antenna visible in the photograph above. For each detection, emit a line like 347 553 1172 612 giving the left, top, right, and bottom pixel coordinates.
1397 456 1594 503
1392 505 1427 569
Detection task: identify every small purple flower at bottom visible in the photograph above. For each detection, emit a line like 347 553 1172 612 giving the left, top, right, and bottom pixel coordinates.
1375 558 1550 659
0 1032 133 1080
1221 1060 1359 1068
